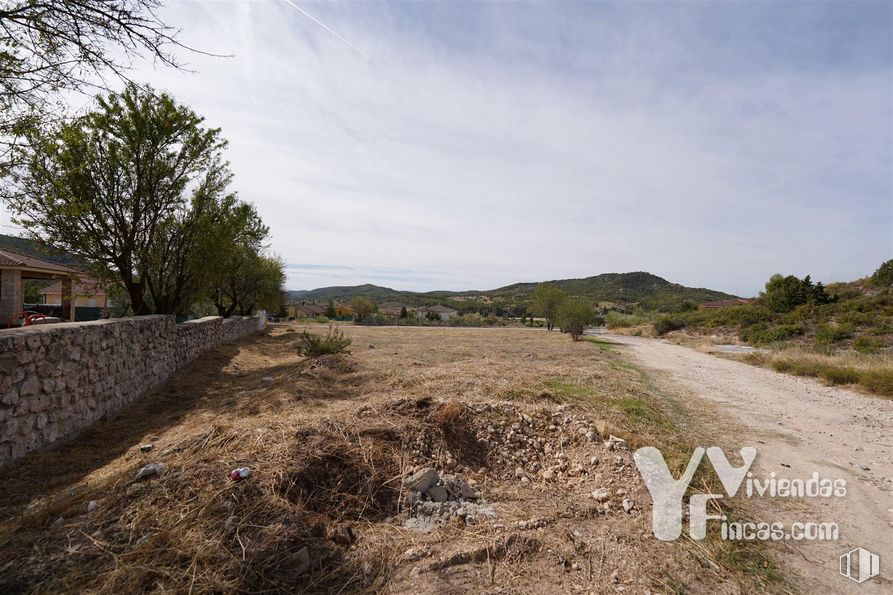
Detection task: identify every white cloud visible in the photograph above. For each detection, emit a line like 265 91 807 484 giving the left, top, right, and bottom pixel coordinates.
7 1 891 295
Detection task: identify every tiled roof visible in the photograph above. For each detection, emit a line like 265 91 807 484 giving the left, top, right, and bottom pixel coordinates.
0 249 79 273
427 304 457 313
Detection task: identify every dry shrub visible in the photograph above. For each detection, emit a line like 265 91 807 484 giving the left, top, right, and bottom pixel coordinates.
859 369 893 397
296 324 352 357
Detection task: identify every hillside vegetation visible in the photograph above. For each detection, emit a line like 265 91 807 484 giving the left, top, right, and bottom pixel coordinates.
289 272 737 314
619 262 893 397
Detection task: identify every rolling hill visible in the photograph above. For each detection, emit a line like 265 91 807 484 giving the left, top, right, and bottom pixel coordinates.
288 272 738 311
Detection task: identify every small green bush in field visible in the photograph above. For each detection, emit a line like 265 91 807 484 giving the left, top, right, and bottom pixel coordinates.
814 323 853 346
296 324 352 357
859 369 893 397
770 359 794 373
605 311 648 329
654 316 685 336
739 323 803 345
853 335 882 354
820 366 860 385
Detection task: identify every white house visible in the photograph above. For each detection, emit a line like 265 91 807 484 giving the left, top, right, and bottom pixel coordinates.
416 304 458 321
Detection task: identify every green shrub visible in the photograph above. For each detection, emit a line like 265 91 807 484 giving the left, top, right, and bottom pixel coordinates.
814 323 853 346
770 360 793 373
654 316 685 336
557 298 595 340
859 369 893 397
871 259 893 287
605 311 648 329
739 323 803 345
820 366 860 385
853 335 882 354
837 311 877 327
296 324 352 357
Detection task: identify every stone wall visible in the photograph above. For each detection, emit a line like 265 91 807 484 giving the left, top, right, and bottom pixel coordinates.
0 313 265 466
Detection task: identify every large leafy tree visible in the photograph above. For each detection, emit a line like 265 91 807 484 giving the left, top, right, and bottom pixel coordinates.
9 84 230 316
0 1 186 172
557 297 595 341
215 251 285 316
872 259 893 287
761 274 832 313
530 282 567 331
201 194 272 317
350 297 374 323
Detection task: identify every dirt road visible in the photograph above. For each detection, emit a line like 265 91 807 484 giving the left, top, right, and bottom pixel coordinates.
603 332 892 593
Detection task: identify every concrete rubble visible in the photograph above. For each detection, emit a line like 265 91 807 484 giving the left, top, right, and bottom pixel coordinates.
401 467 494 532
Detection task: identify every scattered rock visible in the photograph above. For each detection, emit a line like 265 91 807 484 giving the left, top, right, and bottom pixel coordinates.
295 546 310 574
458 480 478 499
542 469 555 481
368 344 375 349
404 467 439 492
622 498 635 513
427 485 449 502
604 435 626 450
400 545 433 562
328 525 355 546
857 464 870 471
139 444 154 453
514 517 550 530
87 500 100 512
404 500 496 533
591 488 611 502
135 463 166 480
261 376 274 383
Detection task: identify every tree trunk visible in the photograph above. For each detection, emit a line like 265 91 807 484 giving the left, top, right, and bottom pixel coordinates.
125 282 150 315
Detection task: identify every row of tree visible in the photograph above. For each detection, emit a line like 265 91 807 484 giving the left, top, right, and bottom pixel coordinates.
5 84 284 318
529 282 596 340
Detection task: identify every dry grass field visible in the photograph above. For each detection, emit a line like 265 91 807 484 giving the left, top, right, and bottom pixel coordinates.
0 324 780 593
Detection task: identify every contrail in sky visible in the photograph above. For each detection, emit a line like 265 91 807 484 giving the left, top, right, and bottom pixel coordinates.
281 0 374 63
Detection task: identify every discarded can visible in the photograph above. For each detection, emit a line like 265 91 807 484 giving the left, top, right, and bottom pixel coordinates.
230 467 251 481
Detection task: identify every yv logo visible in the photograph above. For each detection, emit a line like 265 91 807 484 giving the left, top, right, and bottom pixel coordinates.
633 446 756 540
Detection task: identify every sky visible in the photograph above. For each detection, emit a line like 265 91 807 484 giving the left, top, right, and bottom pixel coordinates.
6 0 892 295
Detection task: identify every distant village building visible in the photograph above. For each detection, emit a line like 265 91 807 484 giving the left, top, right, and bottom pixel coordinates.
287 301 327 318
416 304 457 321
334 304 354 317
39 279 110 308
377 302 405 316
